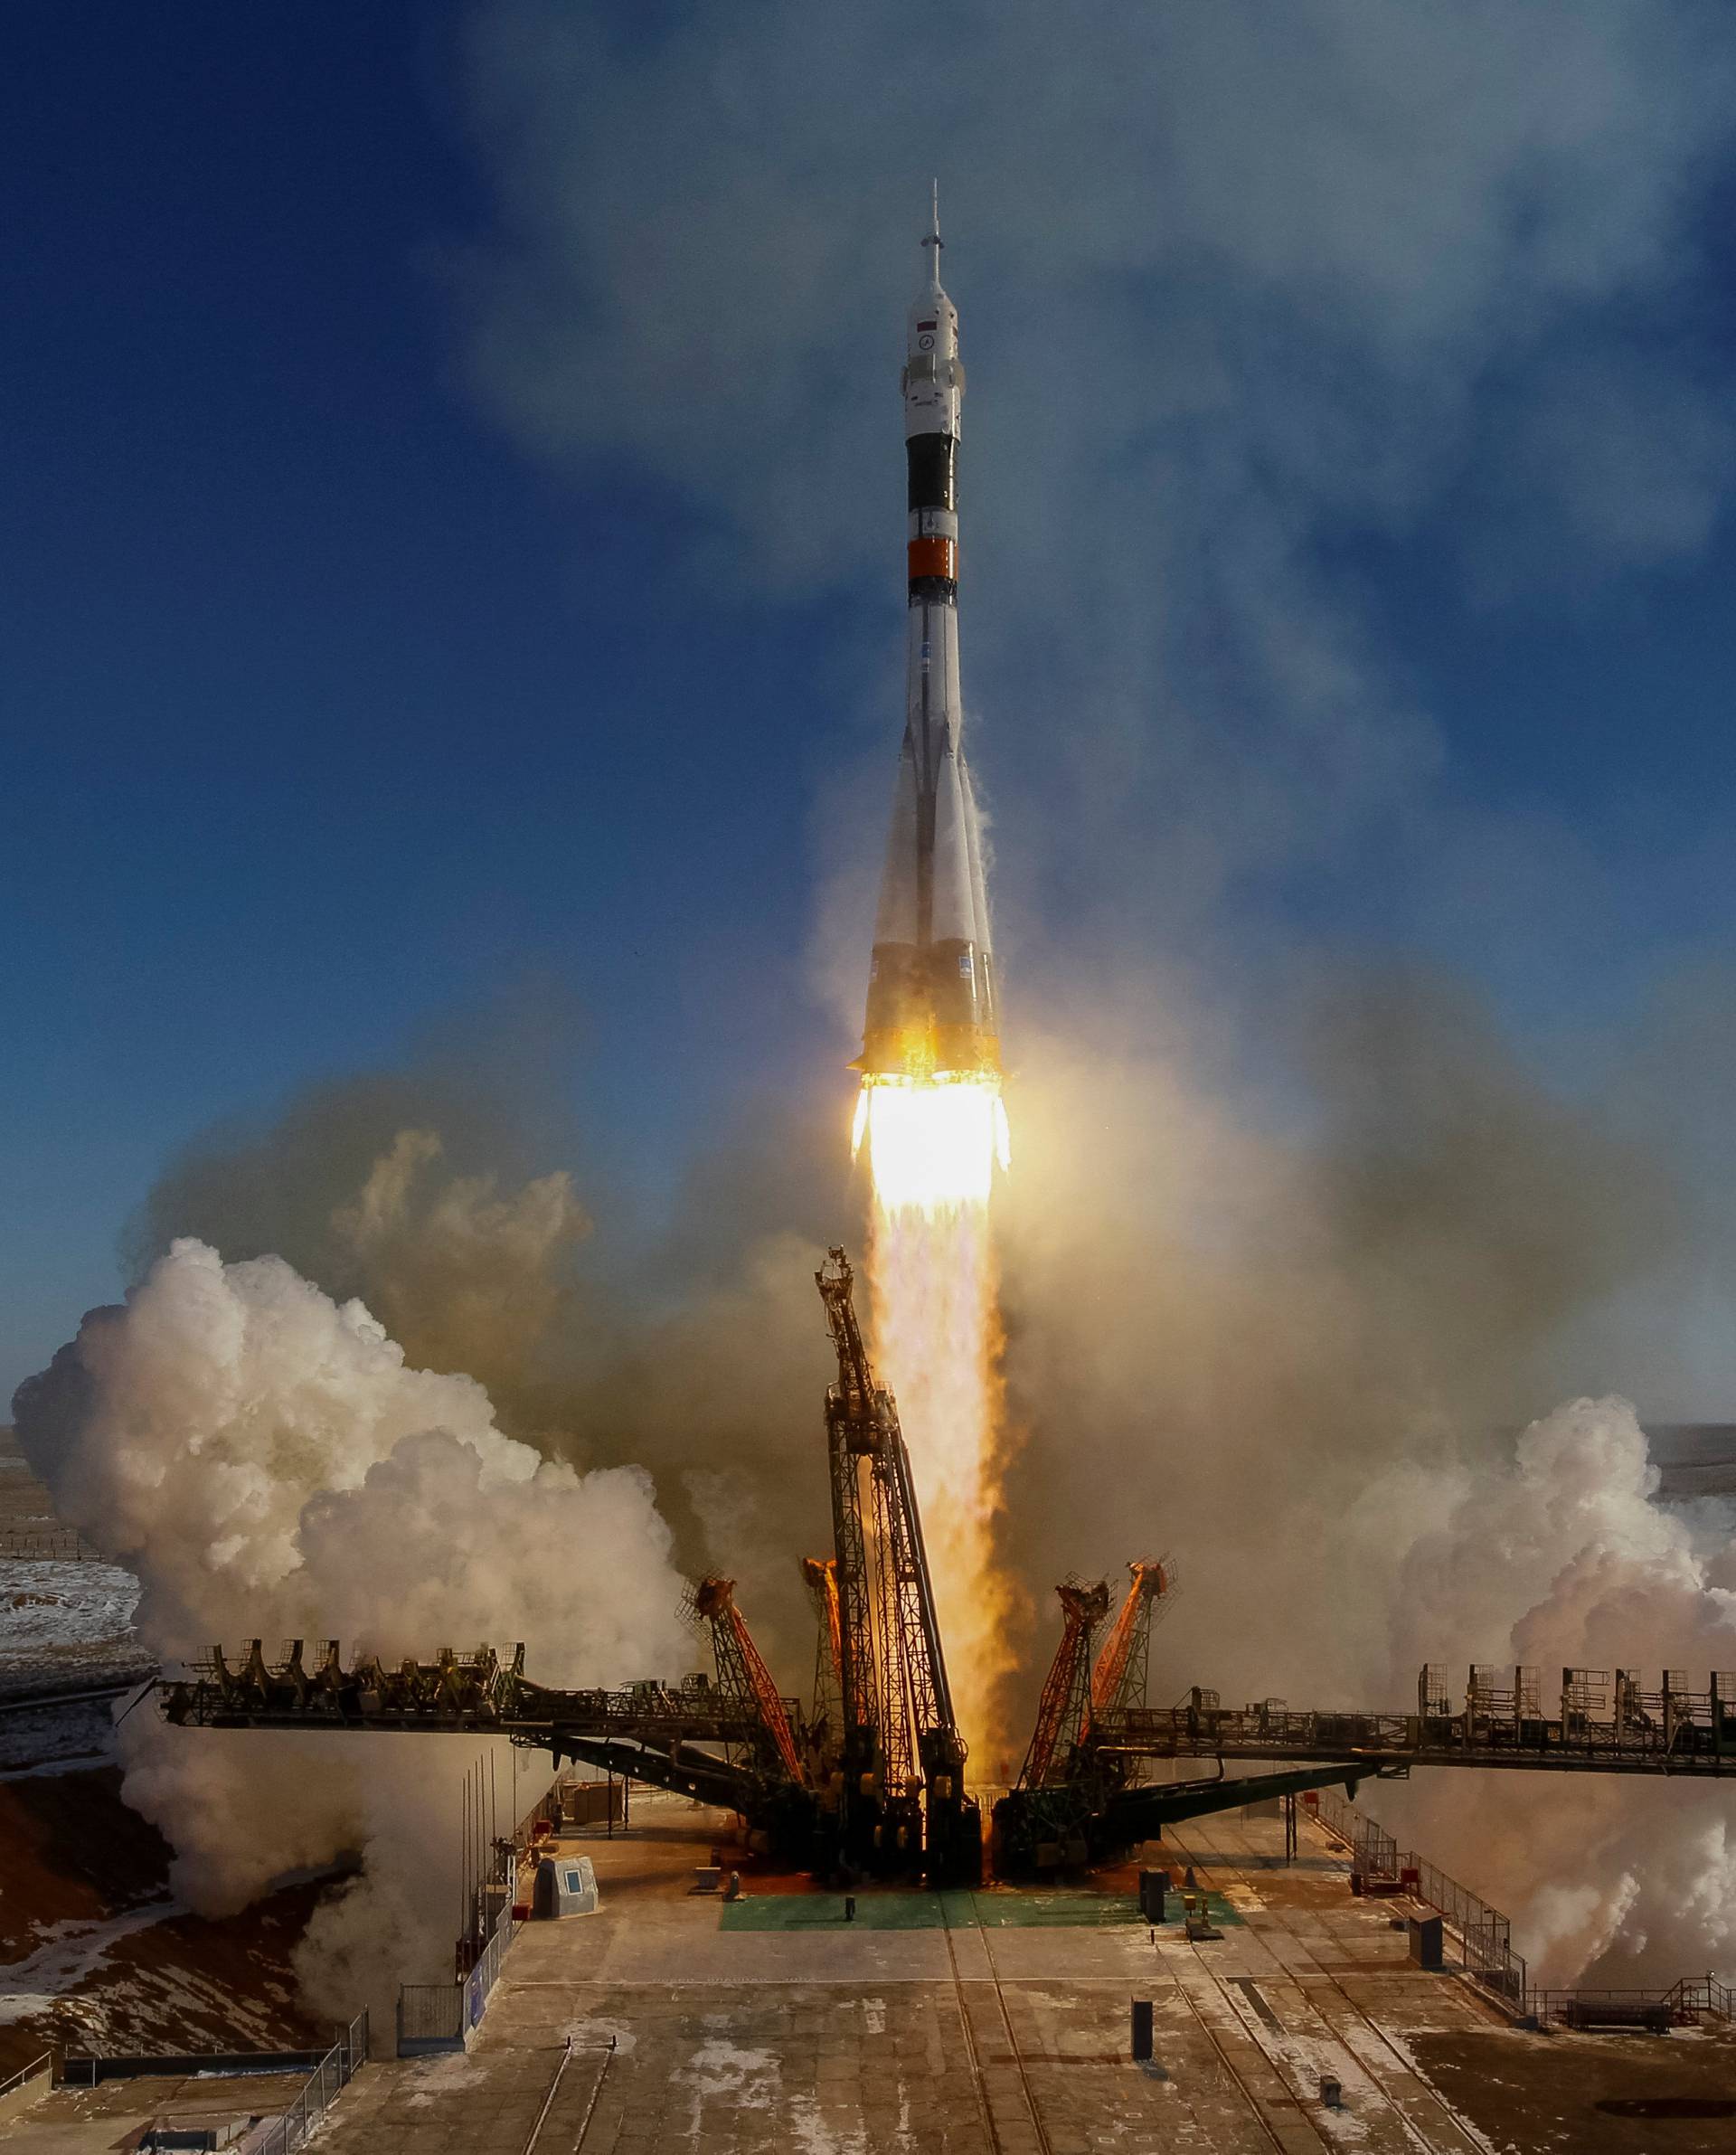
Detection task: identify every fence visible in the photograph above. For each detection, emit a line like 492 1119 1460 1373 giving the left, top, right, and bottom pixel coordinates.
1671 1974 1735 2019
247 2010 369 2155
465 1895 514 2026
398 1892 516 2056
64 2050 331 2086
0 1527 102 1563
1312 1789 1529 2005
1310 1792 1736 2026
1526 1975 1735 2028
397 1982 466 2050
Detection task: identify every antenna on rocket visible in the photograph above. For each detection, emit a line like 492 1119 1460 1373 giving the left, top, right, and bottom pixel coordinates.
924 179 942 259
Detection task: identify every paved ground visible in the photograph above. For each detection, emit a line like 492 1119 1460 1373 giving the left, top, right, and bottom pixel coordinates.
310 1792 1529 2152
10 1791 1731 2150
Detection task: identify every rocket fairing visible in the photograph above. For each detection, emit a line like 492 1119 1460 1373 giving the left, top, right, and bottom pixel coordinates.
859 194 1002 1083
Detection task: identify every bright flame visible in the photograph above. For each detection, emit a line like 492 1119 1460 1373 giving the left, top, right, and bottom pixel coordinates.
855 1073 1010 1208
858 1070 1017 1778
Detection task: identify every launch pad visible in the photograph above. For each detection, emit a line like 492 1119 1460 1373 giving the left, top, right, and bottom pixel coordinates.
182 1786 1731 2155
157 1243 1736 1912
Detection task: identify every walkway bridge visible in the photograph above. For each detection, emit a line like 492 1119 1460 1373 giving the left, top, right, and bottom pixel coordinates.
1091 1664 1736 1778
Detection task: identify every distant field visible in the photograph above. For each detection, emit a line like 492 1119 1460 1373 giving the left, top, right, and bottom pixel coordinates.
1646 1422 1736 1499
0 1427 146 1705
0 1425 56 1528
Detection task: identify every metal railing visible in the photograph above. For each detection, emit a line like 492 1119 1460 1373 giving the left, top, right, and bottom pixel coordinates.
1526 1975 1734 2027
1313 1790 1528 2004
465 1897 514 2025
250 2010 368 2155
1672 1974 1735 2019
0 2053 52 2113
1098 1667 1736 1775
398 1890 518 2055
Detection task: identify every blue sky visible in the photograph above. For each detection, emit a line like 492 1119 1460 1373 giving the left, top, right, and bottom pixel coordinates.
9 2 1736 1404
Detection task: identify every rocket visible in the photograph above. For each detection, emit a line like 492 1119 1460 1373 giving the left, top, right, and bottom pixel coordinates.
858 192 1001 1083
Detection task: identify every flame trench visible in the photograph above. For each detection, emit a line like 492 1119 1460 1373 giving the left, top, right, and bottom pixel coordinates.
856 1072 1014 1774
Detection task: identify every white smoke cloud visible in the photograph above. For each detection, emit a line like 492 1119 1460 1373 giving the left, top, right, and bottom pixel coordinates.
13 1237 693 2014
1369 1395 1736 1983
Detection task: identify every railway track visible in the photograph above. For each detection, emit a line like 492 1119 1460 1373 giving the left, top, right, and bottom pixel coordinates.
942 1914 1053 2155
1174 1813 1497 2154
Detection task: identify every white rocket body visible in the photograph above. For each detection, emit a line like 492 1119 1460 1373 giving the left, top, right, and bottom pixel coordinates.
861 209 1000 1081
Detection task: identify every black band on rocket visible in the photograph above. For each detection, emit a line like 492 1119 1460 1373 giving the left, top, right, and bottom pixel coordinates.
906 435 957 514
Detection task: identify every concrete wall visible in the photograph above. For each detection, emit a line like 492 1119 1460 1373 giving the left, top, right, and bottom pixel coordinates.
0 2056 53 2125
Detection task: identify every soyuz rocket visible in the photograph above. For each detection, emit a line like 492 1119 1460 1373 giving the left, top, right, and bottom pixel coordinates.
858 194 1001 1083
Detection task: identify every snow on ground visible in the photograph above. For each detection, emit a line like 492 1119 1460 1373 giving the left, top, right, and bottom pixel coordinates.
0 1699 122 1774
0 1558 140 1668
0 1899 179 2024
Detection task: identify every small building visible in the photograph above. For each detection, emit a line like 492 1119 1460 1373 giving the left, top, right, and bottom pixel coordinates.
532 1854 599 1918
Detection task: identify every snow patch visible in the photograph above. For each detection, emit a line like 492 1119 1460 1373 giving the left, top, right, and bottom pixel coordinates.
0 1898 179 2023
0 1559 139 1664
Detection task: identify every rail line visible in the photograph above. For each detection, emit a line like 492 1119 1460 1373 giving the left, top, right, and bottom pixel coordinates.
1177 1812 1497 2154
941 1913 1052 2155
1167 1975 1300 2151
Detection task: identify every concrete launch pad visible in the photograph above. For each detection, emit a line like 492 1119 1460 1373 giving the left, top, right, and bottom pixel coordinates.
283 1791 1735 2154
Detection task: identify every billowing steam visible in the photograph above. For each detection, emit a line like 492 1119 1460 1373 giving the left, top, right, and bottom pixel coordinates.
126 1064 843 1670
1378 1394 1736 1984
12 1236 692 2015
994 988 1736 1985
17 954 1736 2003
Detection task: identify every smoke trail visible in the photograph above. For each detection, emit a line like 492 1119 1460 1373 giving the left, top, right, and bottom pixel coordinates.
12 1237 692 2017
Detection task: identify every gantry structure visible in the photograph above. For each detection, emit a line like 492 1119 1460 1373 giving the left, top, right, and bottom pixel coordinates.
156 1248 1736 1889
